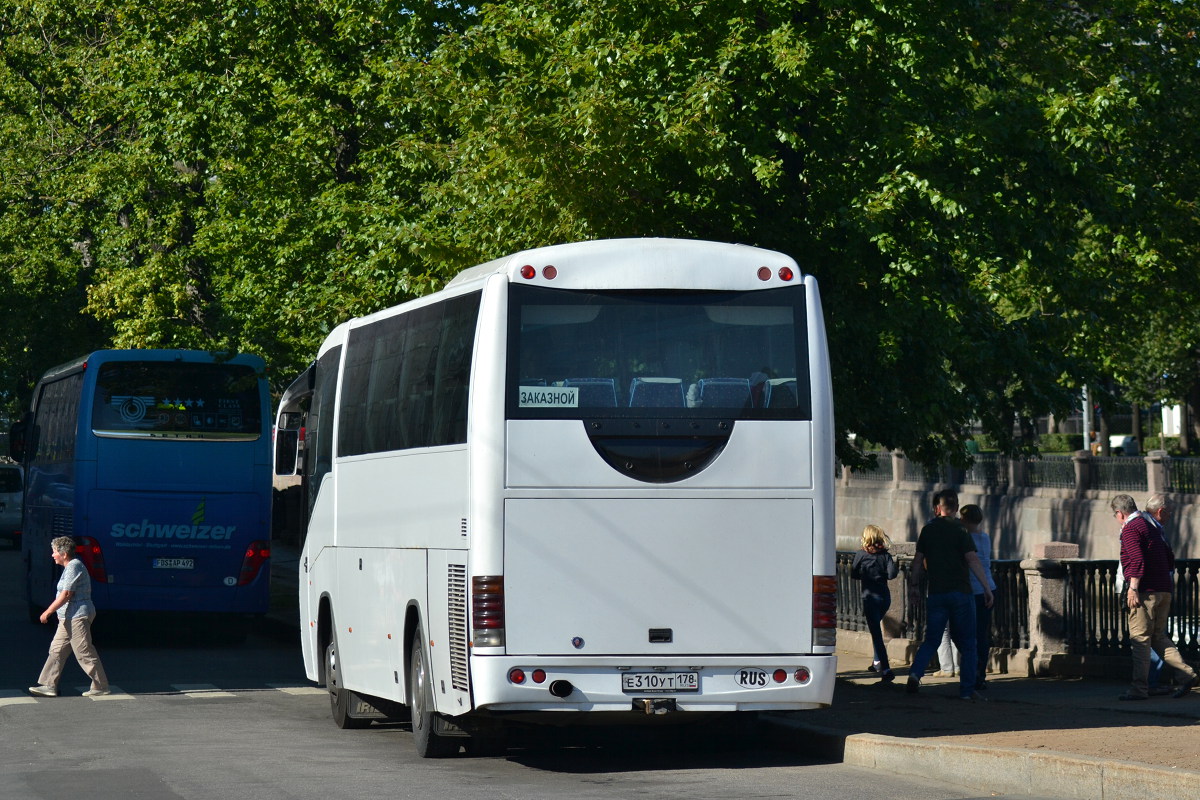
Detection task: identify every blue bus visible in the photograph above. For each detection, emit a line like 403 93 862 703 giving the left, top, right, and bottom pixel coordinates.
11 350 272 620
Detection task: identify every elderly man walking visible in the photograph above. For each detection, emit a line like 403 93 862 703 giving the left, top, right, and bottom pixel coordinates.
1112 493 1198 701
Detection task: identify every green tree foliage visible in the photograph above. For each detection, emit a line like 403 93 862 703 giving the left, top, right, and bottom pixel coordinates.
0 0 1197 463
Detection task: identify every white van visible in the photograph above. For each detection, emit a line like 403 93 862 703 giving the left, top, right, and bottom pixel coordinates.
0 463 22 549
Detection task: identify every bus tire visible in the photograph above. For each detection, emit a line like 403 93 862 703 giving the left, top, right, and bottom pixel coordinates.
410 628 459 758
326 626 370 730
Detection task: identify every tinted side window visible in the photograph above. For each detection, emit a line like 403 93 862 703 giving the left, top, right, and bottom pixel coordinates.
306 345 342 522
32 374 84 464
339 292 480 456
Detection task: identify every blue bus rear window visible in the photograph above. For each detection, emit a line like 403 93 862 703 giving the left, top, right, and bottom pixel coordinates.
91 361 263 439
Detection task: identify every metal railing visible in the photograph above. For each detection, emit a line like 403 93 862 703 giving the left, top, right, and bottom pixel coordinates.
852 452 894 482
1026 455 1075 489
1169 459 1200 493
836 554 1025 651
1063 559 1200 659
963 454 1007 487
838 555 1199 662
1089 456 1148 492
845 450 1200 496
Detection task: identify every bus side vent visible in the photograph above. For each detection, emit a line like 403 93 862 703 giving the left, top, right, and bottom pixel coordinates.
51 512 73 536
447 564 469 692
460 518 468 538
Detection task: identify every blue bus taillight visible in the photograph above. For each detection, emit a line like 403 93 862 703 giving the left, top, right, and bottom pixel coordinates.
75 537 108 583
237 541 271 586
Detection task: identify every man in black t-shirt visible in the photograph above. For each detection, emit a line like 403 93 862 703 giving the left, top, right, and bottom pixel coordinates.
906 489 993 701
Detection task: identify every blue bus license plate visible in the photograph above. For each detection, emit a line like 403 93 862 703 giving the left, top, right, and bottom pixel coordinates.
621 672 699 693
152 558 195 570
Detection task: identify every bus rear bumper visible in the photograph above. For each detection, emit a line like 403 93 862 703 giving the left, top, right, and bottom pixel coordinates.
92 583 269 614
467 654 836 713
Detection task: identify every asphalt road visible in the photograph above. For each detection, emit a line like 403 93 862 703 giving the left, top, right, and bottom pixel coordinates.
0 545 1056 799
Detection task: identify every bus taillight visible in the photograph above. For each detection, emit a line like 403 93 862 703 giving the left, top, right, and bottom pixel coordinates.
812 575 837 646
238 540 271 586
472 575 505 647
75 537 108 583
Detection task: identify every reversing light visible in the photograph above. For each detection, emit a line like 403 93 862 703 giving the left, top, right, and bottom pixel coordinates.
520 265 536 279
756 266 772 281
542 265 558 280
778 266 795 281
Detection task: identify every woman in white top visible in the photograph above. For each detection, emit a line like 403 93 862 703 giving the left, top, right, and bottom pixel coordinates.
28 536 110 697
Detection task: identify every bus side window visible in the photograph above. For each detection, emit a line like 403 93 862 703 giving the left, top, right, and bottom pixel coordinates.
307 346 341 522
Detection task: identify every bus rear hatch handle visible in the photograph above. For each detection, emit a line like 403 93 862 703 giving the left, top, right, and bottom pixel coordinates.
649 628 672 643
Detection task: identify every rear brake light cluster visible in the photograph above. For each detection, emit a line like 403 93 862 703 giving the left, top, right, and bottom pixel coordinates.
237 540 271 586
507 668 547 685
519 264 558 280
812 575 837 647
757 266 795 282
472 575 505 647
520 264 794 282
75 536 107 583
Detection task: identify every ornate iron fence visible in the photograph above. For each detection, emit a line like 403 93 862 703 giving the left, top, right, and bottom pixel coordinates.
1063 559 1200 660
1025 455 1075 489
836 554 1024 651
1168 458 1200 493
1089 456 1148 492
964 454 1006 487
851 452 894 483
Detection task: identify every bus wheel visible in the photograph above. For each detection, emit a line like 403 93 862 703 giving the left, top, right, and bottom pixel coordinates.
410 628 459 758
326 627 370 730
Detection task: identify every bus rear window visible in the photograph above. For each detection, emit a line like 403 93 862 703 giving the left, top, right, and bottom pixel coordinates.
507 285 810 420
91 361 263 440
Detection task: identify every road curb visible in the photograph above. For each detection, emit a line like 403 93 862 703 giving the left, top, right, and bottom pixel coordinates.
761 713 1200 799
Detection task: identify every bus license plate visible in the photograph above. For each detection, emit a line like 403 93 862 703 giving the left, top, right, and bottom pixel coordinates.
621 672 699 693
152 558 195 570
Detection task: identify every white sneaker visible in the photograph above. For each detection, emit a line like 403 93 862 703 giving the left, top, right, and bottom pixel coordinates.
28 685 57 697
82 688 111 697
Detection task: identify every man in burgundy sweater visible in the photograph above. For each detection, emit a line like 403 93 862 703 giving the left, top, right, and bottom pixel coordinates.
1111 493 1198 701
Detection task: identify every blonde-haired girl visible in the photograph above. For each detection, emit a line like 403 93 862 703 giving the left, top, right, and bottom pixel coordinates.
851 525 899 682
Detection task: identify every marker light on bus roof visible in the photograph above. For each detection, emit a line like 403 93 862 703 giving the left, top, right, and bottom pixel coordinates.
542 265 557 280
520 265 536 279
757 266 796 281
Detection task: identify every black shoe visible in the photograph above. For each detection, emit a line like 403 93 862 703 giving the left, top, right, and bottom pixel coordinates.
880 670 895 684
867 663 878 673
1172 675 1199 699
906 676 920 694
1117 693 1149 701
960 691 988 702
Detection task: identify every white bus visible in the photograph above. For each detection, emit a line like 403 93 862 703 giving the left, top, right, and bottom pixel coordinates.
275 238 837 757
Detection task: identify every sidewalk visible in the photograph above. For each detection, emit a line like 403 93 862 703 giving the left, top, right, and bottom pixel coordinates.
762 644 1200 799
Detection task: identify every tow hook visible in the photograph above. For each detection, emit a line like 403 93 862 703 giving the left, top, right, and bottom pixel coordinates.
636 698 676 715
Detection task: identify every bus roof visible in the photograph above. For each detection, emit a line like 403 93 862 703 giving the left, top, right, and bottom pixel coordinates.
34 349 266 385
444 238 803 292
